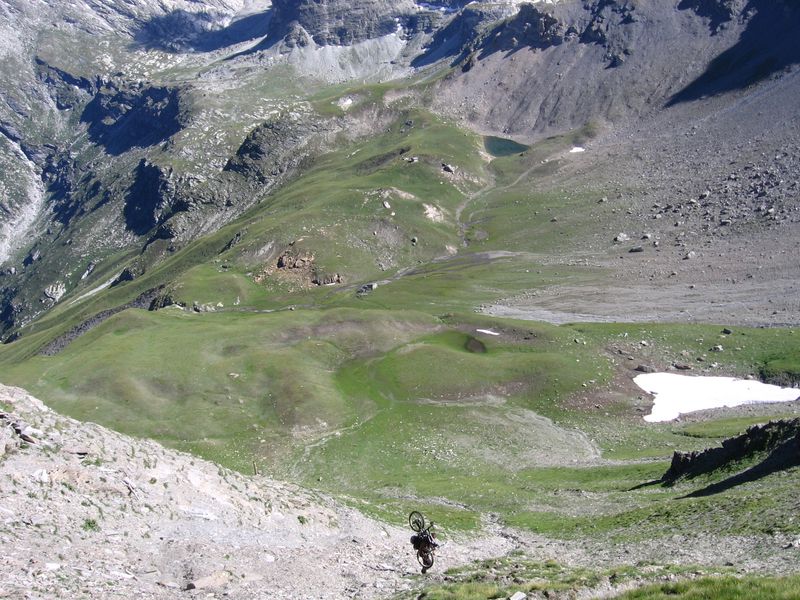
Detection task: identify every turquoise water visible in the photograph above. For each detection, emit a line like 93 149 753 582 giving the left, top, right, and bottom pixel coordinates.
484 136 529 157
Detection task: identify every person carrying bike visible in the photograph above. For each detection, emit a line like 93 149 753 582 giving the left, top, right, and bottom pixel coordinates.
408 511 439 573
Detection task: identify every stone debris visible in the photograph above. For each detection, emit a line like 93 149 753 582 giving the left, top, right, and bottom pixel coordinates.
185 570 230 591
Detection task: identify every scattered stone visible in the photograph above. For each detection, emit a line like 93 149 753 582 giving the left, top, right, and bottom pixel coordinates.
277 252 314 269
673 363 693 371
312 273 344 286
442 163 455 173
635 364 657 373
157 580 181 589
614 233 629 242
684 251 696 260
629 246 644 253
722 328 733 335
710 345 724 352
42 283 66 303
510 592 527 600
32 469 50 484
185 571 230 591
81 262 97 280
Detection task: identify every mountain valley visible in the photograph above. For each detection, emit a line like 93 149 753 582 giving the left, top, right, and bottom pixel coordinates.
1 1 800 598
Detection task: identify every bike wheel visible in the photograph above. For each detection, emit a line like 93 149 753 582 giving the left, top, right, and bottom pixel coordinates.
408 511 425 532
417 550 434 569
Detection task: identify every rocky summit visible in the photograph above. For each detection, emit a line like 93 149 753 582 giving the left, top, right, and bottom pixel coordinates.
1 0 800 598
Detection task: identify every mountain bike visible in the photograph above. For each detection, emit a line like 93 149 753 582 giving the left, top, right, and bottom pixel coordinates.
408 511 438 573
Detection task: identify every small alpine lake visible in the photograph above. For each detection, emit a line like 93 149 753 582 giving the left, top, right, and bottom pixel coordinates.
484 135 530 157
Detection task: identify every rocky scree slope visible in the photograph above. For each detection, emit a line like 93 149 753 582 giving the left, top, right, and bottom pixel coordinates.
431 0 800 138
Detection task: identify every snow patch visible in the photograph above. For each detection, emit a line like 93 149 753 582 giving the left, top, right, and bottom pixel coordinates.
569 146 586 154
634 373 800 422
476 329 500 336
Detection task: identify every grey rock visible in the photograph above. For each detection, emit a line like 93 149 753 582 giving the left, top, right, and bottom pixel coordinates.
269 0 417 46
185 569 230 590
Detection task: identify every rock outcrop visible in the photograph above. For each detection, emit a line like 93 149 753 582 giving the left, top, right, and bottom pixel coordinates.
663 419 800 483
268 0 417 46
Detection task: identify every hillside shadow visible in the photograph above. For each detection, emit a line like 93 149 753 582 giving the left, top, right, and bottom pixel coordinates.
677 0 737 33
80 86 182 156
135 9 272 53
667 1 800 106
628 479 663 491
680 438 800 498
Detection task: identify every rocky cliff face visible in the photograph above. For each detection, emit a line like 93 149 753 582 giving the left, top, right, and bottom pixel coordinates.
268 0 418 46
